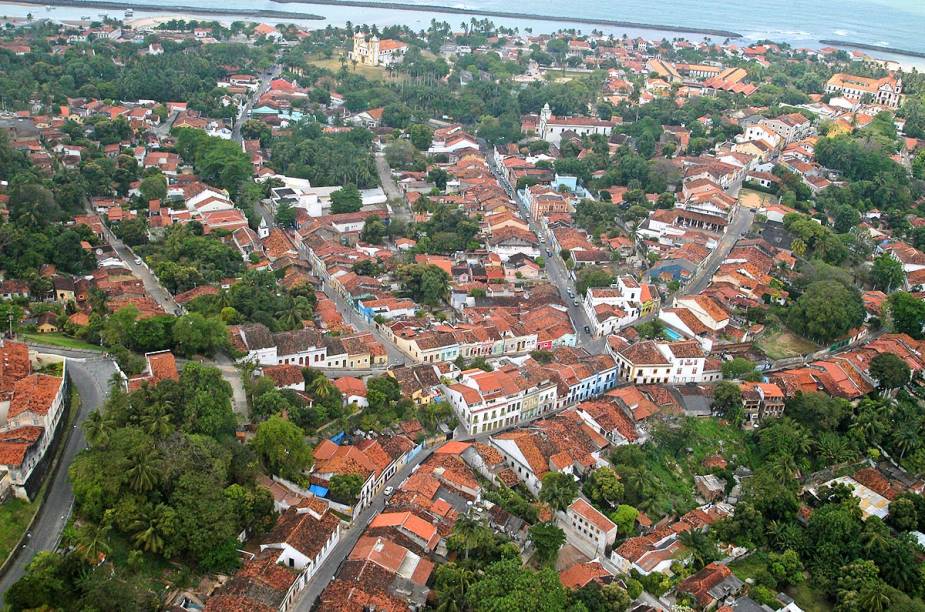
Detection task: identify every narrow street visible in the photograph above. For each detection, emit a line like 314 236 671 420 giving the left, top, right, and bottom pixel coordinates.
374 152 411 224
292 446 435 611
99 222 180 314
0 352 116 604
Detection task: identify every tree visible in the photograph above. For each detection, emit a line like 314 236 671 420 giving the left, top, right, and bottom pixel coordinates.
712 381 743 422
610 504 638 536
871 253 905 291
539 472 579 511
275 200 297 228
465 558 568 612
768 549 805 586
73 522 112 564
139 174 167 203
576 266 614 295
887 497 919 532
360 216 386 244
722 357 757 380
528 522 566 566
251 416 313 482
887 291 925 339
172 313 226 357
328 474 365 505
583 466 623 508
409 123 433 150
787 280 865 343
397 263 450 306
869 353 911 391
330 185 362 214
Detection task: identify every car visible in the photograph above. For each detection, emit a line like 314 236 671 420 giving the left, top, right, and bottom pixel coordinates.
383 486 394 497
583 325 591 334
567 289 574 298
539 235 546 243
572 299 579 307
546 249 553 256
133 256 142 265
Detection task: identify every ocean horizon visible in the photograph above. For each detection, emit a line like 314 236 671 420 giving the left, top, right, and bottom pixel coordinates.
3 0 925 65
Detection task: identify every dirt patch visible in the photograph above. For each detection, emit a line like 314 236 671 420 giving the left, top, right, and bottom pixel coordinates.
739 188 779 209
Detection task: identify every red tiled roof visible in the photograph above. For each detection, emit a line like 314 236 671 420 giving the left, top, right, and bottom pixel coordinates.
8 374 62 420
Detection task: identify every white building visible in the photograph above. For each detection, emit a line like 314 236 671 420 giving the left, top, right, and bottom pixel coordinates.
539 103 613 146
613 340 706 385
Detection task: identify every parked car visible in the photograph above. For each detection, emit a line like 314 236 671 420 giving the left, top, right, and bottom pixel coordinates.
384 486 394 496
583 325 591 334
572 300 579 307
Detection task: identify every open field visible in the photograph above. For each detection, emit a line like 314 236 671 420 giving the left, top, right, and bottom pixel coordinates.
308 57 396 82
739 188 779 209
755 329 818 361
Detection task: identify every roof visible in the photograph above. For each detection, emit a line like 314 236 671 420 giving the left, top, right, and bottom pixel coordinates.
369 511 440 550
8 374 63 420
569 498 617 533
261 364 304 387
0 426 44 467
559 561 612 589
619 340 670 366
334 376 366 397
262 506 341 560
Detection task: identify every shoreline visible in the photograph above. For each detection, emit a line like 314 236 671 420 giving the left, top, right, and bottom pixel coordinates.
818 39 925 61
5 0 325 20
270 0 744 38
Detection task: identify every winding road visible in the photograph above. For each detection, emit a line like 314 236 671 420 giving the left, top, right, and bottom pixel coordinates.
0 350 117 603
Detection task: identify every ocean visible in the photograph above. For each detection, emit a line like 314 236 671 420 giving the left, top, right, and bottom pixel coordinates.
3 0 925 62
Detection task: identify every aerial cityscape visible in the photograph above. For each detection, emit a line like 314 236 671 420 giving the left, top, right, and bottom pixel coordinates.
0 4 924 612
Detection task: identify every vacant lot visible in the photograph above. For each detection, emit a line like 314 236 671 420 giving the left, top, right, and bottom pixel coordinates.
739 188 779 209
756 329 818 360
0 498 37 564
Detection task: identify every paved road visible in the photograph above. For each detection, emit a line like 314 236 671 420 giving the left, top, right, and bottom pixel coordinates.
233 63 281 143
375 152 411 225
292 446 434 611
485 155 604 353
99 222 180 314
678 205 754 298
0 352 116 602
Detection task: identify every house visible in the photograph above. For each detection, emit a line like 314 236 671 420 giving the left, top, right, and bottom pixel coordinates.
444 365 557 435
558 498 618 558
0 353 68 500
259 500 342 582
204 552 303 612
261 364 306 391
677 562 744 608
825 73 903 108
538 103 613 146
613 340 707 385
126 351 179 391
738 382 785 425
334 376 368 408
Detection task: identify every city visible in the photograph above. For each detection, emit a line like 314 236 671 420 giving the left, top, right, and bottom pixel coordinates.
0 10 924 612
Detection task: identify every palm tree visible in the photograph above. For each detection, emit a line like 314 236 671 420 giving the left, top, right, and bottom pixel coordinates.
276 297 305 330
452 515 485 560
309 376 335 401
858 587 891 612
142 406 172 438
126 454 160 494
73 522 112 564
892 425 921 459
130 508 166 554
83 411 112 448
678 529 715 570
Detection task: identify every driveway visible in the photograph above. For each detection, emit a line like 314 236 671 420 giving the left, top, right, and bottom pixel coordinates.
0 352 116 602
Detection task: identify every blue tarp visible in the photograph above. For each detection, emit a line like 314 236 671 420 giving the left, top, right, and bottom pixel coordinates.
329 432 346 445
309 484 329 497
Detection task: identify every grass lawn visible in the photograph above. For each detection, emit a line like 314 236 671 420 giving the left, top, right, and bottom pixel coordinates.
0 498 38 564
308 57 395 82
755 329 818 361
730 552 769 582
21 333 103 352
786 582 833 612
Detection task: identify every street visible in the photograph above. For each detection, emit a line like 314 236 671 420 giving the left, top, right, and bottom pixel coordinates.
375 152 411 225
0 351 117 603
677 204 754 298
99 222 180 314
292 446 435 611
232 62 281 144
